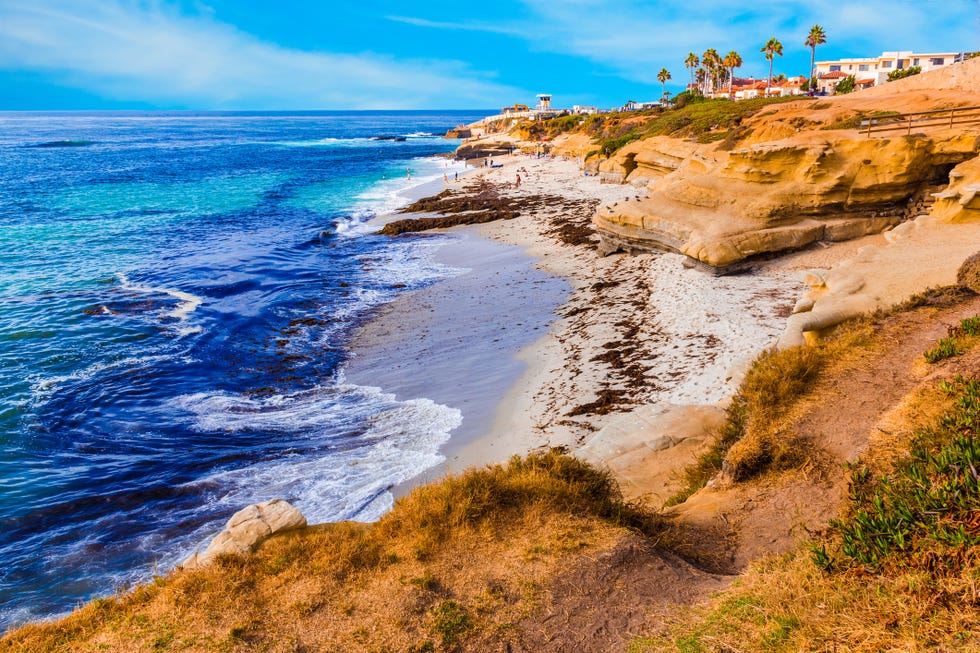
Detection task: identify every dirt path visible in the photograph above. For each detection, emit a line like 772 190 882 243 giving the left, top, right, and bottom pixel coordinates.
469 534 730 653
669 293 980 572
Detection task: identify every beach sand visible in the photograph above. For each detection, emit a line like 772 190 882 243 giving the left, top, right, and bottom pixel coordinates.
346 152 846 499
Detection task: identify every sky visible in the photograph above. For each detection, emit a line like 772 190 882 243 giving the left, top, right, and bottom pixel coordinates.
0 0 977 111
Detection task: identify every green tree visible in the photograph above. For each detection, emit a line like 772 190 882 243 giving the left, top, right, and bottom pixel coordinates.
805 25 827 92
761 37 784 96
723 50 743 99
657 68 672 102
685 52 699 91
835 74 856 94
702 48 721 93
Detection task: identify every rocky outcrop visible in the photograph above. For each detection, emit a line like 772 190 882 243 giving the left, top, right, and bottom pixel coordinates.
597 136 699 186
958 252 980 294
778 156 980 348
595 130 980 271
455 135 517 161
182 499 307 568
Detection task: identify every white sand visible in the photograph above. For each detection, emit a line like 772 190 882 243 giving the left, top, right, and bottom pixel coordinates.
440 155 806 469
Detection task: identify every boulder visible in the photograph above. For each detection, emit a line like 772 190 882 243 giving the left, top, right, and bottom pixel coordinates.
958 252 980 293
182 499 307 568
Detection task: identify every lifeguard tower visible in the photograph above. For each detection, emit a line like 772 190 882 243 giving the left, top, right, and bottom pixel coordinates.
535 94 552 111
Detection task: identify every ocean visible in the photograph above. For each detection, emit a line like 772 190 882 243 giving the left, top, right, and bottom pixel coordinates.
0 110 496 628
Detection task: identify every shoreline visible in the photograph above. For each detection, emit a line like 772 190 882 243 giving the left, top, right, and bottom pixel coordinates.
344 152 833 503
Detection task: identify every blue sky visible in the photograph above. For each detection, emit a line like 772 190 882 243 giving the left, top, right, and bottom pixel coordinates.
0 0 977 110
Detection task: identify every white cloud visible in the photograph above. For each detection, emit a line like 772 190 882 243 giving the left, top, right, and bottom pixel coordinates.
0 0 521 109
520 0 978 80
391 0 978 84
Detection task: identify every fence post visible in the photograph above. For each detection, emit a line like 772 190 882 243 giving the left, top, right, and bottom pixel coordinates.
950 109 955 129
867 117 873 137
907 114 912 136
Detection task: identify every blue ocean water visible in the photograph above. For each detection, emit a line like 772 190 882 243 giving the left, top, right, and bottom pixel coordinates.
0 110 491 628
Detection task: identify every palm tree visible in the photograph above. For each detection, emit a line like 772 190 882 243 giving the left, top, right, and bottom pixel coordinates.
684 52 699 92
805 25 827 94
723 50 743 99
657 68 672 103
702 48 721 93
695 67 707 95
761 37 784 96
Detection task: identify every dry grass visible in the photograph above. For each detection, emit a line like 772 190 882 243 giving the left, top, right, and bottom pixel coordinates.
633 317 980 653
634 372 980 652
1 450 662 653
632 549 980 652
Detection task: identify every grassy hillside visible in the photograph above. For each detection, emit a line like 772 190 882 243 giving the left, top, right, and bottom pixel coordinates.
515 95 811 157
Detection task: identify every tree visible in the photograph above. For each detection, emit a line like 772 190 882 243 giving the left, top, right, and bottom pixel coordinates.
805 25 827 93
702 48 721 93
685 52 699 91
835 75 856 95
695 67 707 95
723 50 743 99
761 37 784 96
657 68 672 102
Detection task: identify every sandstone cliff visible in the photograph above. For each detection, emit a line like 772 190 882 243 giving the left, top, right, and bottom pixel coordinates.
593 57 980 272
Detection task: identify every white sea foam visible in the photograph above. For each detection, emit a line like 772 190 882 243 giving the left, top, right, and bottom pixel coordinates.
170 383 461 524
333 157 469 237
116 272 204 330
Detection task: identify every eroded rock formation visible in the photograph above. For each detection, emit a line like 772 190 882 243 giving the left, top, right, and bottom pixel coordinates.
595 131 980 272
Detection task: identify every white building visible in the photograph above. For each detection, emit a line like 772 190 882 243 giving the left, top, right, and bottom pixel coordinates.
814 51 966 94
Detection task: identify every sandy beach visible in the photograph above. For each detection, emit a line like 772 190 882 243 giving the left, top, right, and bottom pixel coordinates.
346 151 875 499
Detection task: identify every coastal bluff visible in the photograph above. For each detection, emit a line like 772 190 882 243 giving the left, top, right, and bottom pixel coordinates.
592 56 980 273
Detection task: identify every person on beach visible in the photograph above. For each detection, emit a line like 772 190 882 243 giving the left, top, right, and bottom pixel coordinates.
443 173 448 185
454 172 458 181
515 173 521 188
407 168 411 179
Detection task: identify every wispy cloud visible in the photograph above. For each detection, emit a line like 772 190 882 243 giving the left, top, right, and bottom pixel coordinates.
0 0 520 109
520 0 976 80
392 0 978 84
385 15 527 37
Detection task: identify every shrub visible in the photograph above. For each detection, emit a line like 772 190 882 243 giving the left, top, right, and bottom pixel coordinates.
835 75 856 95
826 376 980 573
961 316 980 336
430 600 473 646
923 337 962 363
887 65 921 82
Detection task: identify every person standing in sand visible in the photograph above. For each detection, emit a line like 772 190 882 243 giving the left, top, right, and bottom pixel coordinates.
407 168 411 179
515 173 521 189
443 173 448 185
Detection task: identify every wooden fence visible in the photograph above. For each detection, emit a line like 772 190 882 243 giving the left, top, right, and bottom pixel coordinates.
865 105 980 137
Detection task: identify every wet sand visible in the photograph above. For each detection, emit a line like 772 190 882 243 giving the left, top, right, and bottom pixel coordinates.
343 228 569 486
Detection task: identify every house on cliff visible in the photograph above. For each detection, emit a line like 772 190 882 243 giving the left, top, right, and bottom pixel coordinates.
815 50 966 94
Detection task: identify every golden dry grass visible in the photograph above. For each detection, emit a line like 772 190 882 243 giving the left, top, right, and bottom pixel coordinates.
0 451 660 653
